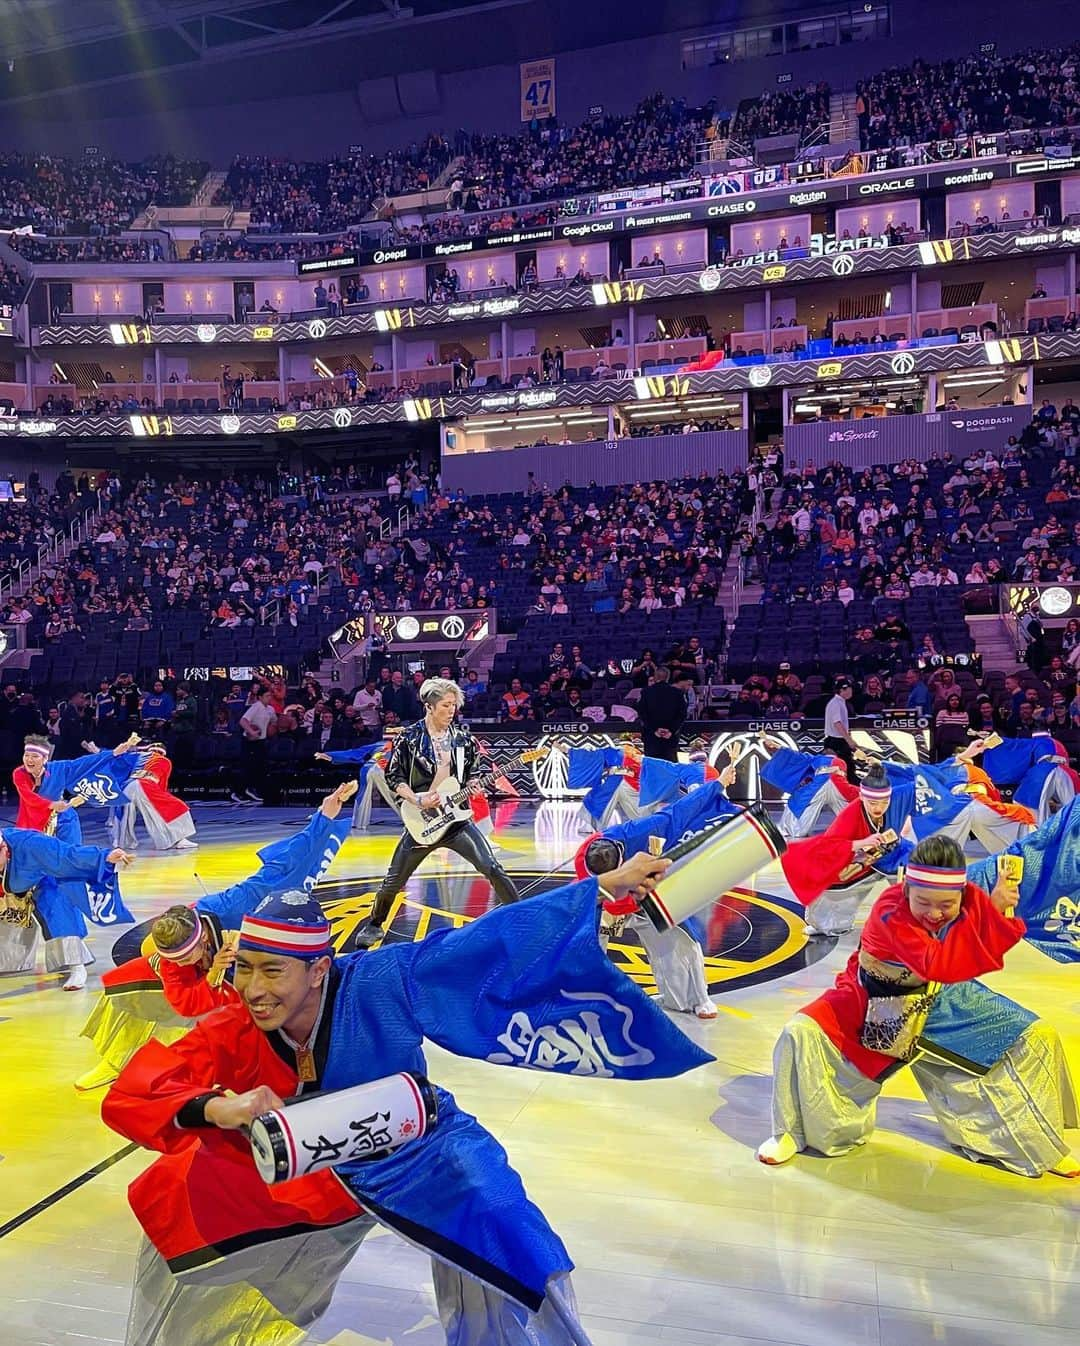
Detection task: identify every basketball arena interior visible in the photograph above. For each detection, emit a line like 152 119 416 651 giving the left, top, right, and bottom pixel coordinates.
0 3 1078 1344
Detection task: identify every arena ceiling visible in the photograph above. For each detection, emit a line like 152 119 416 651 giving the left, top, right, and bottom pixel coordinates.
0 0 532 99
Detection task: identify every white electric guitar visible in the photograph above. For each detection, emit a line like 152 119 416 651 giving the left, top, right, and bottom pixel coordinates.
400 749 548 845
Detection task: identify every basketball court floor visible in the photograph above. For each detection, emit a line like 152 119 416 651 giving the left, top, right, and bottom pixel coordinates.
0 799 1076 1346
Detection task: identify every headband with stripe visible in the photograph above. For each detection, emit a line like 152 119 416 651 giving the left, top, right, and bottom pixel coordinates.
904 863 967 889
859 782 892 800
23 742 53 758
153 911 204 961
238 890 331 960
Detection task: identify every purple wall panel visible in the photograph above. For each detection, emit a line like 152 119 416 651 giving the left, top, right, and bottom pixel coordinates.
783 405 1031 469
442 429 750 494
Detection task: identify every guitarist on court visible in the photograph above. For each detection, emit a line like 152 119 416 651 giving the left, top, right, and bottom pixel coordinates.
352 677 520 949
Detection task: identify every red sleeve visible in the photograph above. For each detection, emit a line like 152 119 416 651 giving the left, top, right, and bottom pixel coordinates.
158 959 236 1017
103 1024 226 1153
102 1005 264 1153
781 799 868 904
861 883 1025 983
13 767 53 832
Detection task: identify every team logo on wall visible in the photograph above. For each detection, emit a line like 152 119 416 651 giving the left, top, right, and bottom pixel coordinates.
220 414 241 434
308 318 328 339
332 407 353 428
748 366 773 387
196 324 217 342
890 351 916 374
699 268 722 292
315 869 829 996
831 254 855 276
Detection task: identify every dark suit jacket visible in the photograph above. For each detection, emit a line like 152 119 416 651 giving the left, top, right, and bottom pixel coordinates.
637 682 688 760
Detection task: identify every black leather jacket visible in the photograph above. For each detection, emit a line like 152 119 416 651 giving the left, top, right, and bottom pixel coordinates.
384 719 478 795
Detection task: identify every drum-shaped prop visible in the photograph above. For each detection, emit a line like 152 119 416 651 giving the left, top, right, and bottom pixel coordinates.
249 1072 438 1184
638 804 786 932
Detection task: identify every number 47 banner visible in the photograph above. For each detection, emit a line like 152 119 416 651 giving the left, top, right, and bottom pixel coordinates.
520 57 555 121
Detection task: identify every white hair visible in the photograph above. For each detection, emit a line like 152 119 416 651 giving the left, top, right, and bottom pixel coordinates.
419 677 464 709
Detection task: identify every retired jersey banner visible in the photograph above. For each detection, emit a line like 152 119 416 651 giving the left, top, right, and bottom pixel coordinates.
520 57 555 121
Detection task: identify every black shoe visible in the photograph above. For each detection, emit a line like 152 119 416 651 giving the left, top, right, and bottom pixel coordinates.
353 921 385 950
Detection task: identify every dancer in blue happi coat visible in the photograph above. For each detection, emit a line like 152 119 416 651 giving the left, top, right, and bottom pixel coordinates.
11 732 145 987
104 857 712 1346
76 783 356 1091
0 825 135 989
761 739 858 838
968 798 1080 963
315 738 397 829
574 775 738 1019
982 723 1079 823
565 741 646 832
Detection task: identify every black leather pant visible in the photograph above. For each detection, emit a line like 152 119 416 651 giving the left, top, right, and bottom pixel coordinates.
369 820 519 927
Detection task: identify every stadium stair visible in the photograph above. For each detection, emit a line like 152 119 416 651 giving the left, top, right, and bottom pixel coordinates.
966 613 1022 674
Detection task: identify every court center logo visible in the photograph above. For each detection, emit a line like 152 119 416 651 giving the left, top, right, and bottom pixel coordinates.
314 868 830 996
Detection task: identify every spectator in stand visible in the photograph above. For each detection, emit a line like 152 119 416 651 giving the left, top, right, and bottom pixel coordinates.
233 686 276 803
56 691 94 759
461 668 486 703
823 678 858 783
351 677 383 736
500 677 532 722
381 670 420 724
141 679 175 727
637 666 687 762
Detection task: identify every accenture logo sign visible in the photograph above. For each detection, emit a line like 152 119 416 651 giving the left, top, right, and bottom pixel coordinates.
942 169 994 187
